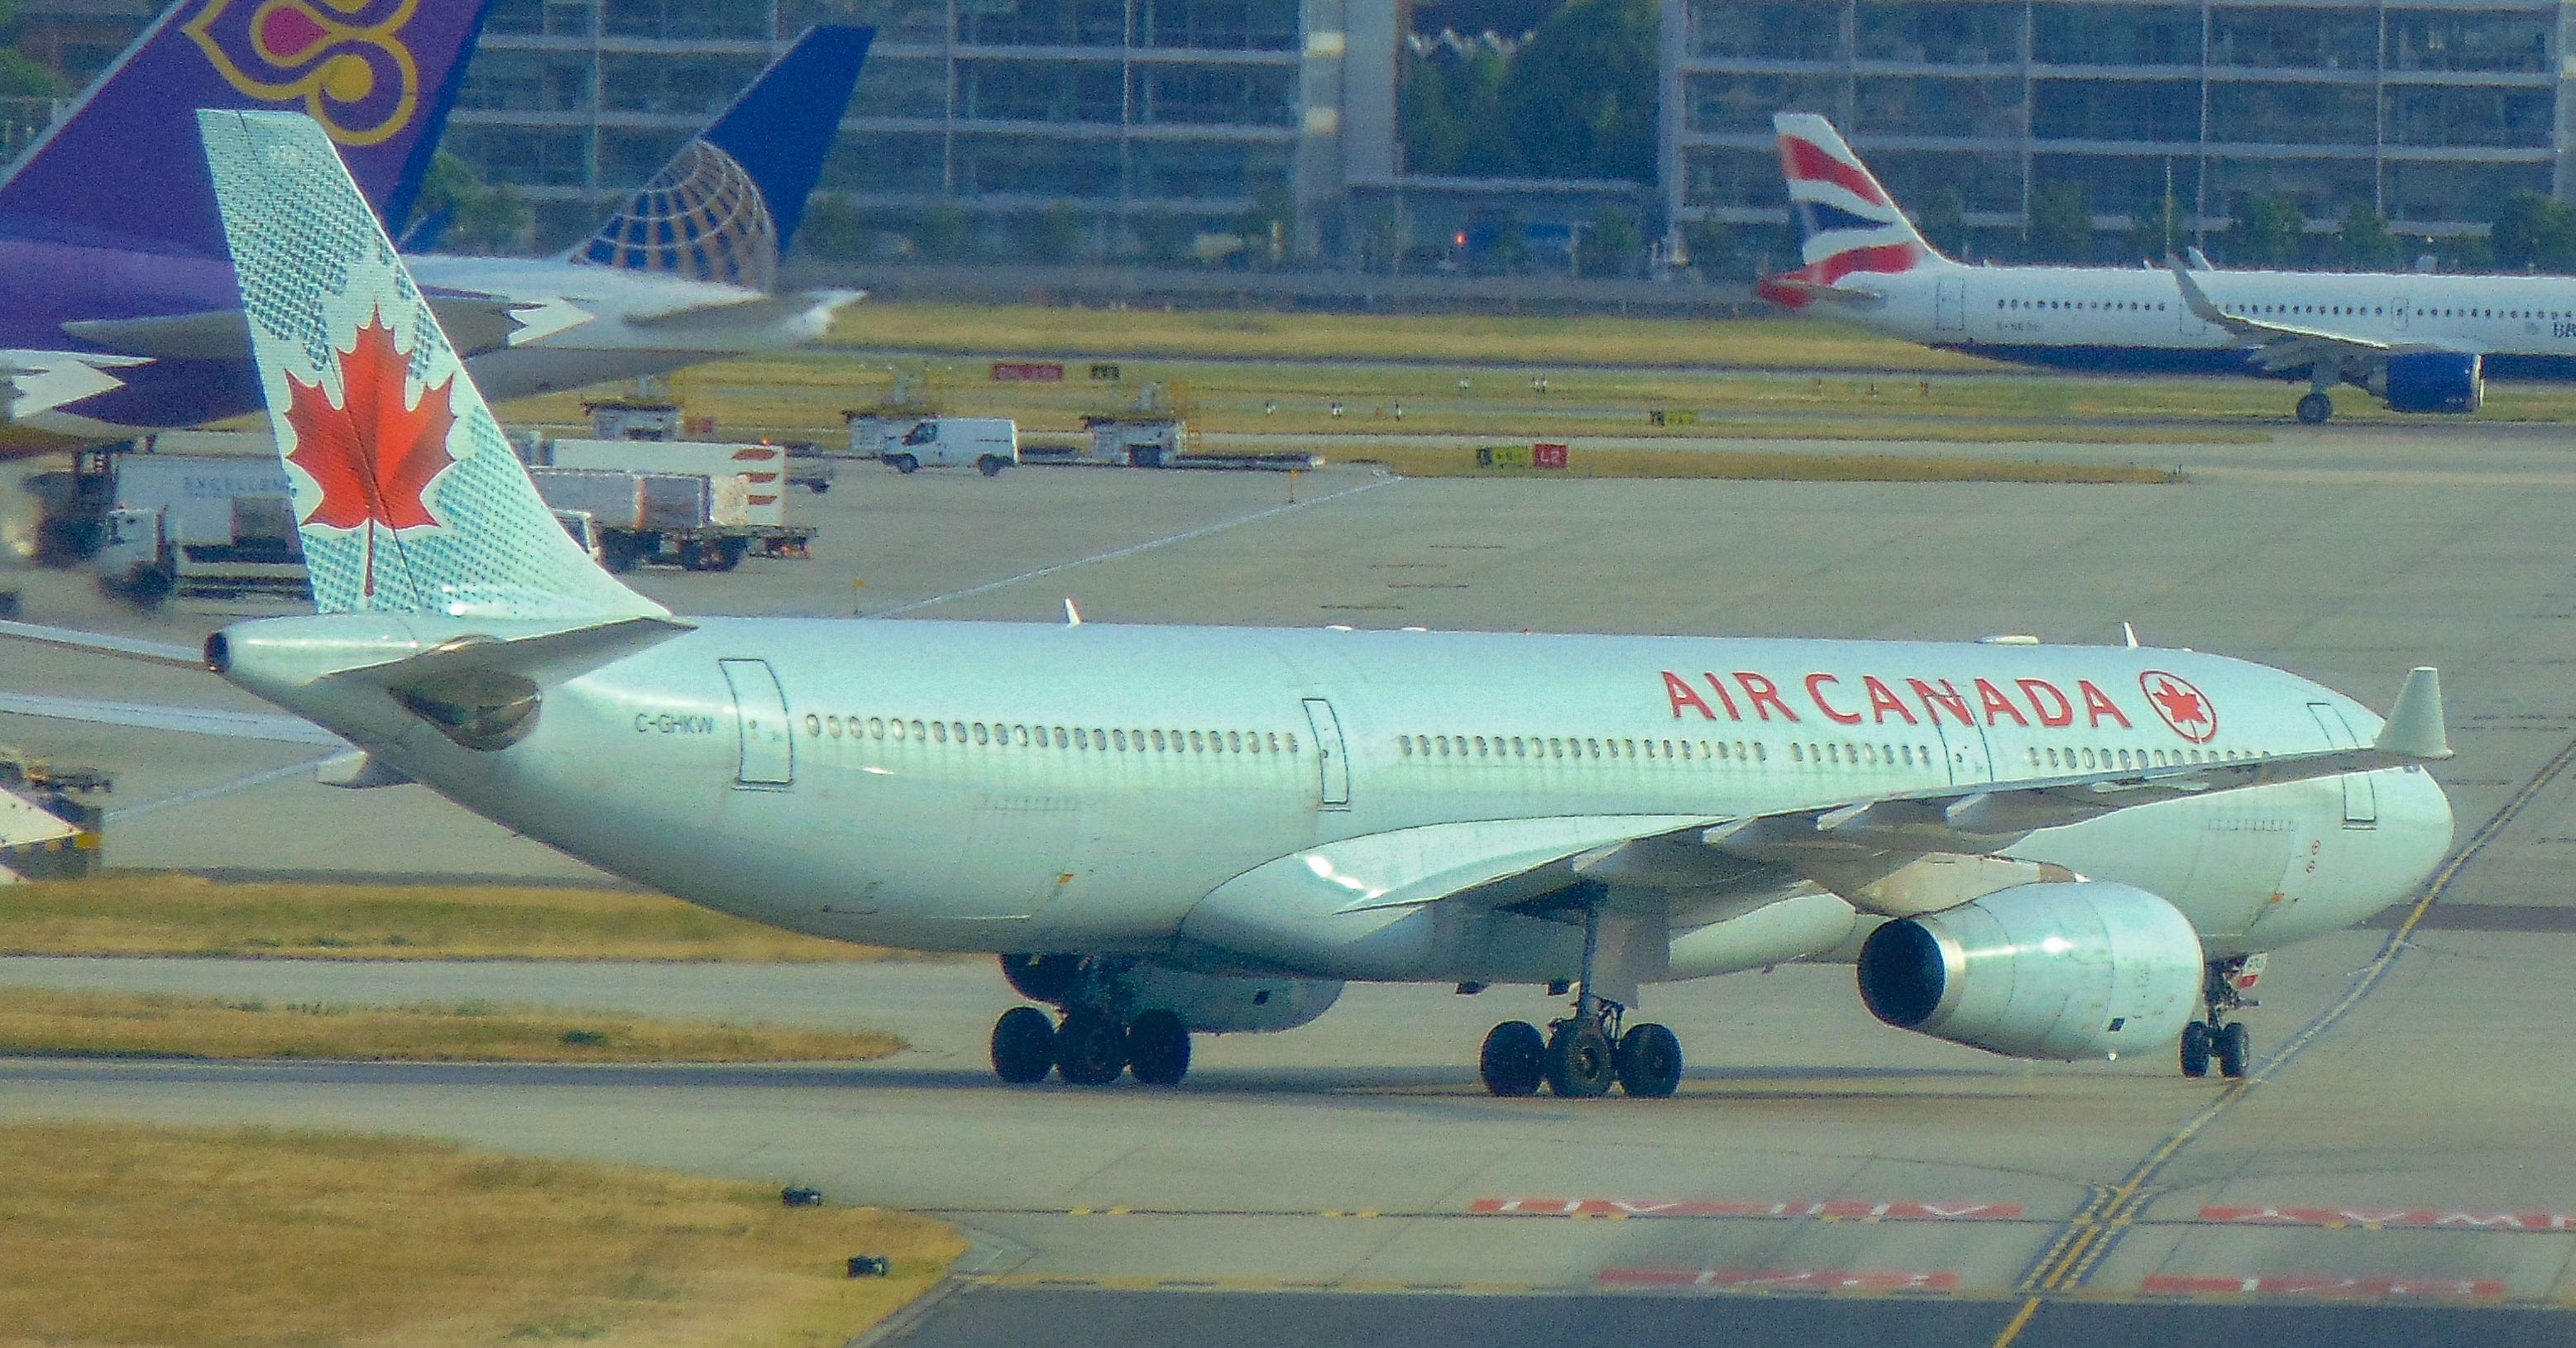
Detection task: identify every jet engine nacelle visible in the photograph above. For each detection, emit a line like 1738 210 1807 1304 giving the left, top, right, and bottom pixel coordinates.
2378 351 2483 414
1855 881 2202 1061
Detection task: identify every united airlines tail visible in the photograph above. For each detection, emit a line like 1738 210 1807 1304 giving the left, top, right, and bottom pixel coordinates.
0 0 494 256
199 108 663 623
1759 112 1959 308
568 25 874 292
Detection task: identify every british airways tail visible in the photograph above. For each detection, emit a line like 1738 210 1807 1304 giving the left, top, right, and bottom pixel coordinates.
200 108 663 623
0 0 495 257
1759 112 1959 308
569 24 873 291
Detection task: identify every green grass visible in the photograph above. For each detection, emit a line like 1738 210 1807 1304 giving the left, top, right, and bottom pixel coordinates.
0 874 926 961
1354 444 2189 484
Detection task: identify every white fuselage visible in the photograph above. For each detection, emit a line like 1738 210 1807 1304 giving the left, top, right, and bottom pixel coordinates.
1836 261 2576 362
224 617 2454 986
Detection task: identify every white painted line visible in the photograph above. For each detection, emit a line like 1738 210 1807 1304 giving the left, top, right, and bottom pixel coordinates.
864 474 1401 619
108 753 347 823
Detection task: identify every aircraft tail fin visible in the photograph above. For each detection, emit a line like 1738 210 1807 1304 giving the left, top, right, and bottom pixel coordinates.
0 0 494 257
567 25 873 291
1760 112 1956 308
199 108 666 623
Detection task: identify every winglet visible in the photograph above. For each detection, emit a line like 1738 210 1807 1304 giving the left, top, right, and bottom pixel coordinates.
2375 667 2453 760
2166 254 2229 327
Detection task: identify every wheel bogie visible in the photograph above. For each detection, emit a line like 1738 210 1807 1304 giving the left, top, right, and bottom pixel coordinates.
1614 1023 1683 1097
1544 1020 1616 1098
991 1006 1056 1084
1126 1009 1191 1086
1055 1011 1128 1085
2216 1021 2251 1078
1479 1021 1545 1097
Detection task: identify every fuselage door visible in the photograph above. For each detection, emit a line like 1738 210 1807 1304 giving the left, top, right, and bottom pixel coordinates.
720 657 794 788
2307 702 2376 827
1302 697 1350 810
1929 711 1994 788
1933 276 1966 332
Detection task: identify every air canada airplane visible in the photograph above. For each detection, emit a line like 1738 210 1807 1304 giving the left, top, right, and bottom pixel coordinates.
0 0 869 457
1760 112 2576 425
11 109 2461 1098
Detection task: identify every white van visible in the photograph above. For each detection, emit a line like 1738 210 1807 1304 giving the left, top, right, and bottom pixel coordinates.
883 418 1018 476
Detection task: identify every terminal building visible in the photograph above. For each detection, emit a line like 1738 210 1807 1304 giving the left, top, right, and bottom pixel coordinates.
11 0 2576 266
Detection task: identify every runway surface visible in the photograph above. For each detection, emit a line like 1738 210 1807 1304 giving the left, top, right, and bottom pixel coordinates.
9 420 2576 1343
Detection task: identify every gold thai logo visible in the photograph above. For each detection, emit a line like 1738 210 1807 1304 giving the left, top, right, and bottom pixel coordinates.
184 0 423 146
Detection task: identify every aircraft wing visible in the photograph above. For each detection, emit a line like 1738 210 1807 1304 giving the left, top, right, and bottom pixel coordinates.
2167 258 2431 375
1199 668 2450 950
616 288 864 333
0 349 152 420
65 295 591 362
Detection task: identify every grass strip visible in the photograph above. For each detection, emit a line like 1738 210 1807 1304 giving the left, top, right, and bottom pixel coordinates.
825 304 1984 370
0 874 921 961
0 987 904 1062
1356 445 2188 485
0 1120 964 1348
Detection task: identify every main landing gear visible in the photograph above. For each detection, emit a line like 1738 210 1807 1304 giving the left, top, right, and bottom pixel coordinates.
2180 954 2264 1080
2296 391 2334 425
988 954 1194 1087
1479 899 1683 1099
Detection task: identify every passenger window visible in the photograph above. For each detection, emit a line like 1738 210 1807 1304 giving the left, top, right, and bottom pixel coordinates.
1791 743 1804 762
1717 742 1730 760
803 715 820 737
2116 748 2130 768
1149 729 1164 750
1011 724 1027 747
1189 730 1204 752
2080 748 2094 768
1228 731 1241 753
1623 739 1636 757
1586 738 1601 757
1400 736 1413 756
1055 727 1069 748
1473 735 1487 756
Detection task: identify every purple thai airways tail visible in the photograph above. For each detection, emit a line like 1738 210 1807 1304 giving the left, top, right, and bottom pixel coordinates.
0 0 495 257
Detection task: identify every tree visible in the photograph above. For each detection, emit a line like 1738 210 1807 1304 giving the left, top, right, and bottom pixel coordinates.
1012 203 1083 264
405 151 529 254
1914 185 1967 259
1238 184 1294 266
1680 217 1738 278
2485 189 2576 272
2228 193 2303 268
2125 195 2185 264
1132 207 1193 266
912 204 970 260
1453 45 1523 177
1577 203 1642 277
2334 201 2401 270
1501 0 1656 181
2026 180 2090 263
795 195 874 262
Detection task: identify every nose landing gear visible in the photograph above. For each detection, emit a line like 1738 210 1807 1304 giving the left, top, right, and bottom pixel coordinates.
2181 954 2264 1079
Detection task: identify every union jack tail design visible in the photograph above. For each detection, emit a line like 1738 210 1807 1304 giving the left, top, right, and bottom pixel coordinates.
199 109 665 622
1759 112 1958 308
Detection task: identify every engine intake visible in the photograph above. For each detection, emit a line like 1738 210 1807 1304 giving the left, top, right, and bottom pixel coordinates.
1855 881 2202 1061
2379 351 2483 414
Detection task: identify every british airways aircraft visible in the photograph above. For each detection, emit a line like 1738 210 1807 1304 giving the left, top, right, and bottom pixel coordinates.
1760 112 2576 425
7 110 2462 1098
0 0 869 457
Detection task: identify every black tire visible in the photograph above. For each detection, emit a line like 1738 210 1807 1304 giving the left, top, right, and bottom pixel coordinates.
1055 1011 1127 1086
1130 446 1163 470
2180 1021 2212 1078
889 454 919 474
976 455 1007 477
2296 392 2333 425
991 1006 1056 1084
1544 1021 1616 1098
999 953 1081 1003
1126 1009 1191 1086
810 481 830 494
2216 1021 2250 1079
710 538 747 572
1614 1023 1683 1098
1479 1021 1544 1097
598 533 642 573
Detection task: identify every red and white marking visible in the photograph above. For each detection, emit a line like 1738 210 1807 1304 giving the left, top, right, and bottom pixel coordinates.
2203 1205 2576 1231
2145 1274 2507 1301
1472 1197 2021 1221
1601 1266 1960 1293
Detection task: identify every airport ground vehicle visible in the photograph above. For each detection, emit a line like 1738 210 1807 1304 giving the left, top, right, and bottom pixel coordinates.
524 437 815 571
864 417 1019 476
88 453 303 601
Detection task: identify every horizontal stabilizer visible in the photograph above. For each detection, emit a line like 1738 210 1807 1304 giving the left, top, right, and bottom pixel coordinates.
2375 667 2452 760
0 692 340 744
336 615 696 692
0 619 205 667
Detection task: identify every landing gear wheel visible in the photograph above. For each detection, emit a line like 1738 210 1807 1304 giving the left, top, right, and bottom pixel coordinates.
990 1006 1056 1084
976 455 1008 477
1054 1011 1127 1085
2179 1021 2212 1078
888 453 919 474
1614 1023 1683 1097
1479 1021 1544 1097
1544 1020 1616 1098
1126 1009 1191 1086
2215 1021 2250 1079
2296 392 2334 424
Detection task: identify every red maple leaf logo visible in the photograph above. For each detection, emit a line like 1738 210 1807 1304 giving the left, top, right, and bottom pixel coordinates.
2140 671 2218 743
284 307 456 534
